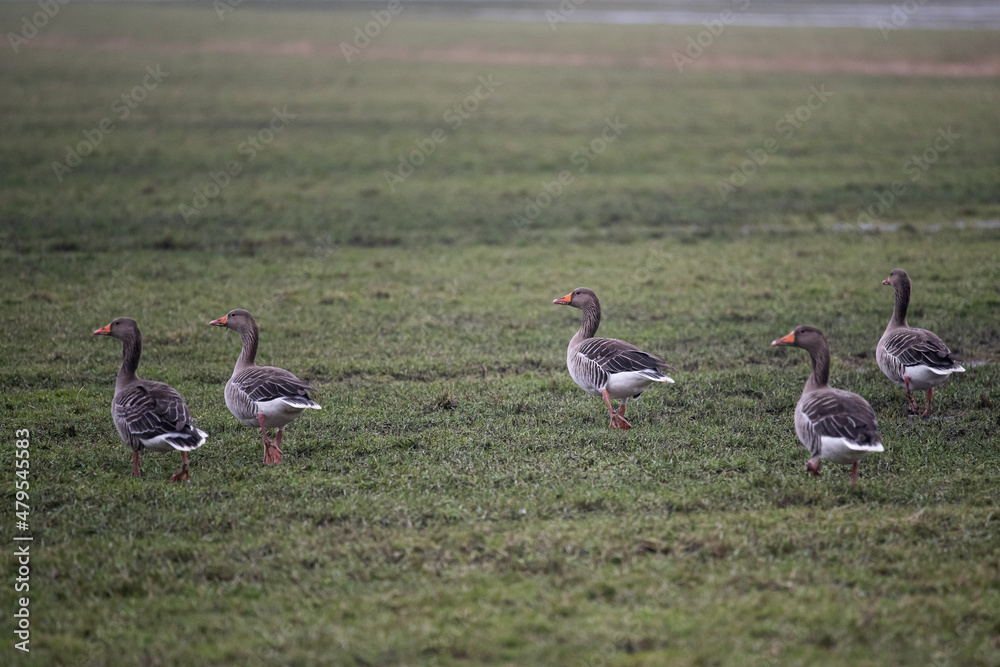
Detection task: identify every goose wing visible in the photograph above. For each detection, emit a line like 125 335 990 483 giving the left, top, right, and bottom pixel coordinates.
233 366 318 406
113 381 205 451
881 328 961 370
577 337 674 375
799 389 881 449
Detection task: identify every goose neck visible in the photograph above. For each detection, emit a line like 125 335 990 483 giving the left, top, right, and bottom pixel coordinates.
803 341 830 391
116 330 141 390
890 279 910 328
237 322 259 368
577 302 601 341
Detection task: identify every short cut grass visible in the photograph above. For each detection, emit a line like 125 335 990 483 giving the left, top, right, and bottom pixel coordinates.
1 4 999 665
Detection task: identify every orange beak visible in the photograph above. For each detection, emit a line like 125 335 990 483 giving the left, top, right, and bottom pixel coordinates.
552 293 573 305
209 315 227 327
771 331 795 346
93 323 112 336
881 276 891 285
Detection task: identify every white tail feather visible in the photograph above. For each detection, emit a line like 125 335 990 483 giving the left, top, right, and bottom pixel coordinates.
141 428 207 452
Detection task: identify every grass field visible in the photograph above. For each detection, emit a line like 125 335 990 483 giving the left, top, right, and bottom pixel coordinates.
2 3 999 665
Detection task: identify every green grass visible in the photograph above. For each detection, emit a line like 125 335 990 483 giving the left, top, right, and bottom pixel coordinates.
1 4 999 665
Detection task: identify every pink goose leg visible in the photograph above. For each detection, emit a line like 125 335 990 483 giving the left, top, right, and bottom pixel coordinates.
602 389 631 430
922 387 934 418
258 413 276 464
903 376 921 416
271 429 284 465
170 452 190 482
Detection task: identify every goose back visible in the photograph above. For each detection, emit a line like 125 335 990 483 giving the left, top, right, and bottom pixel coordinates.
570 336 673 398
114 380 207 453
225 365 320 428
794 387 883 463
877 327 964 388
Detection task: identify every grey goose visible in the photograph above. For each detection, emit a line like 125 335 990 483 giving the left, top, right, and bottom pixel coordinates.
772 326 883 484
209 309 320 464
94 318 207 481
553 288 674 430
877 269 964 417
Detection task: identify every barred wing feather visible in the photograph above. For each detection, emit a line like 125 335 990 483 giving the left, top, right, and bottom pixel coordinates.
113 382 206 451
799 390 882 451
882 328 962 371
234 366 319 407
578 337 674 376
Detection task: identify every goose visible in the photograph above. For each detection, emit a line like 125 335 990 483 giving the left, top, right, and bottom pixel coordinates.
93 318 207 481
553 288 674 430
209 309 320 463
772 326 883 484
877 269 964 417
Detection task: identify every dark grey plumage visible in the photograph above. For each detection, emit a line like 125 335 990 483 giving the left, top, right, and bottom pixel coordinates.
577 337 670 382
231 366 317 408
795 390 882 460
112 384 206 453
877 269 964 416
209 309 320 464
553 287 674 430
94 317 206 480
772 325 883 484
